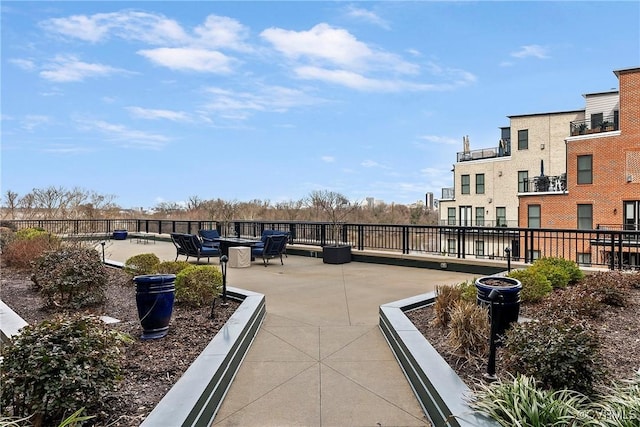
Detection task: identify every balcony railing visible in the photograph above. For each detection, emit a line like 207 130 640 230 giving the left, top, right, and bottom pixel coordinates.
441 187 454 200
457 138 511 162
519 174 567 193
5 219 639 270
570 115 619 136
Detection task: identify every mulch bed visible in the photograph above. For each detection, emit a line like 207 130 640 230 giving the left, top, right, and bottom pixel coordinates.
405 286 640 390
1 266 238 426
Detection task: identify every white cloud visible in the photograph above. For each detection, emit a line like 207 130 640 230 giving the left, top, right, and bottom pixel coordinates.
40 55 130 82
344 6 390 30
202 85 324 118
41 11 189 45
9 58 36 71
193 15 252 51
511 44 549 59
76 118 169 149
22 115 52 131
126 106 191 122
418 135 459 145
294 66 439 92
321 156 335 163
138 47 235 73
41 11 250 51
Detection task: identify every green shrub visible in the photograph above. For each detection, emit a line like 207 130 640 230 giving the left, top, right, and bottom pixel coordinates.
503 318 602 395
457 279 477 302
433 284 462 327
31 247 107 309
156 260 191 275
539 283 609 321
447 300 489 358
582 271 633 307
507 268 553 303
0 314 130 426
175 265 222 307
469 374 594 426
15 227 48 240
1 234 60 269
530 257 583 289
124 253 160 275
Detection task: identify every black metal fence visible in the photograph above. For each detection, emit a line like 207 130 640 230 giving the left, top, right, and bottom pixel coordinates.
5 219 639 270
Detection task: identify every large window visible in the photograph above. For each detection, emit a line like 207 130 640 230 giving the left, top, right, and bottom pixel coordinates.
577 204 593 229
475 173 485 194
518 129 528 150
518 171 529 192
577 155 593 184
475 207 485 226
461 175 470 194
591 113 603 130
459 206 472 226
496 207 507 227
447 207 456 225
528 204 541 228
475 241 485 257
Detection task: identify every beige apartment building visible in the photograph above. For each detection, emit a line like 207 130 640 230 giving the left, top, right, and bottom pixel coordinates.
437 74 623 260
439 110 583 228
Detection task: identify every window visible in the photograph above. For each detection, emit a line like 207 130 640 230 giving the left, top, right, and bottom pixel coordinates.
624 201 640 231
475 207 485 226
518 129 528 150
475 173 485 194
447 239 456 254
447 207 456 225
518 171 529 192
528 205 541 228
475 241 485 257
577 253 592 267
577 204 593 229
461 175 470 194
577 155 593 184
496 207 507 227
591 113 603 130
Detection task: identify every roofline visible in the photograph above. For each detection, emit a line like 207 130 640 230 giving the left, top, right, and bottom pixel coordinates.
507 109 584 119
614 66 640 77
582 89 619 97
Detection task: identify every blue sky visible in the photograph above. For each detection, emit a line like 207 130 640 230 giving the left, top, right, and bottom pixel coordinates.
2 1 639 210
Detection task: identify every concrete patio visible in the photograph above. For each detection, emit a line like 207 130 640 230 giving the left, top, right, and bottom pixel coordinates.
104 237 478 426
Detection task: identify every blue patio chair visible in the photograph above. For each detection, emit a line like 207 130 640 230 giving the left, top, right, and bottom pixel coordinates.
198 229 221 249
171 233 220 263
251 234 287 267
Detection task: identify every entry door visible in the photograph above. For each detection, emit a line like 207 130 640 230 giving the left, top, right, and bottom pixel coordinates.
459 206 472 226
624 201 639 231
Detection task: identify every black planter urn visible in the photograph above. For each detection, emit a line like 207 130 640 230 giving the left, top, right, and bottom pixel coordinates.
323 245 352 264
475 276 522 339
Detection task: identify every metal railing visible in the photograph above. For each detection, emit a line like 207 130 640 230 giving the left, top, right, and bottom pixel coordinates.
5 219 639 270
520 174 567 193
570 114 619 136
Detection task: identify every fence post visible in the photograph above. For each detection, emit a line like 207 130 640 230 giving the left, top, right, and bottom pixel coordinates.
320 224 326 246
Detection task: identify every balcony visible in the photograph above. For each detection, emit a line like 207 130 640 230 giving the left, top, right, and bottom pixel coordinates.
441 187 454 200
519 174 566 194
457 138 510 162
570 115 618 136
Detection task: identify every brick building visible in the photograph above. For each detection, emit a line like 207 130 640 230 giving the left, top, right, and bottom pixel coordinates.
518 67 640 267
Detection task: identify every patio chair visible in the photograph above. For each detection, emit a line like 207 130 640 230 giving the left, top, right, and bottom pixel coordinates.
198 229 221 249
253 229 291 257
171 233 220 263
251 234 287 267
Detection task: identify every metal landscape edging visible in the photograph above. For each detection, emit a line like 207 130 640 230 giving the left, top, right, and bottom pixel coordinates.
379 292 497 427
140 286 265 426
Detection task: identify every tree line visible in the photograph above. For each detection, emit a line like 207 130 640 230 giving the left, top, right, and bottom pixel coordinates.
1 187 438 225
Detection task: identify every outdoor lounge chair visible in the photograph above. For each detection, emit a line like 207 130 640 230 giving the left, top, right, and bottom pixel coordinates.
171 233 220 263
198 229 221 249
251 234 287 267
252 229 291 257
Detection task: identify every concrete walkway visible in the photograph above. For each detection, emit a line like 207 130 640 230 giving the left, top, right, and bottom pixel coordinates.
104 238 477 427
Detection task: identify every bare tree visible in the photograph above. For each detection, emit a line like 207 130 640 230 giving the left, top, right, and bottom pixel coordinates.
274 199 304 221
307 190 359 246
2 190 20 219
